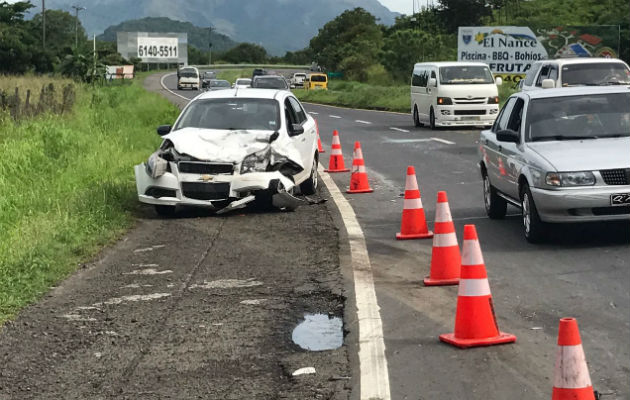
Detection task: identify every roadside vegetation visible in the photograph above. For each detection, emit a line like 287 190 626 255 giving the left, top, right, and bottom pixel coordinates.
0 77 178 322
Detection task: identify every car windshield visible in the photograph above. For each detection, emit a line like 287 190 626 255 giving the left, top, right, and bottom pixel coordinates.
526 93 630 142
236 79 251 85
310 75 327 82
180 69 197 77
211 80 230 87
203 72 215 79
174 98 280 131
562 63 630 86
439 66 494 84
253 77 287 89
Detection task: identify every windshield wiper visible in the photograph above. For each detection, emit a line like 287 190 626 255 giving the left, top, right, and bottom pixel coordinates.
531 135 592 142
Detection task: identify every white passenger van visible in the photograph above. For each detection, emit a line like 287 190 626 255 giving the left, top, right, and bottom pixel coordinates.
177 66 200 91
411 62 502 129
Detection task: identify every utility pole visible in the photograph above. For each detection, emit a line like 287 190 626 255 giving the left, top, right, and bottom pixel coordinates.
42 0 46 49
208 26 215 66
72 5 86 49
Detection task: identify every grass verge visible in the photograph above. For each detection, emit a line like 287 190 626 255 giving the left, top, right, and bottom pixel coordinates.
0 78 178 322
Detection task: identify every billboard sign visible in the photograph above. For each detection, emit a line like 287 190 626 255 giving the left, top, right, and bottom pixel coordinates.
535 25 620 59
458 26 548 83
117 32 187 65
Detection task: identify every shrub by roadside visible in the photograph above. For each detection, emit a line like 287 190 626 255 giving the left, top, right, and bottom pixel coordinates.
0 78 178 322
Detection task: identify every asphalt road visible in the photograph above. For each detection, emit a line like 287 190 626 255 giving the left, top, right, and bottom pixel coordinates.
164 75 629 399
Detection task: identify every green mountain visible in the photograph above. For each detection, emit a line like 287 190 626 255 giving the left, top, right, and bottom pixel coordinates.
98 17 238 52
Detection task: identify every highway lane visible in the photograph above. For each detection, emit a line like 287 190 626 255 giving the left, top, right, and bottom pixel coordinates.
165 76 629 399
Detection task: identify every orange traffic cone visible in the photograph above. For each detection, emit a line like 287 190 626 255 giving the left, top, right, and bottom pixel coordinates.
347 141 373 194
396 166 433 240
424 191 460 286
315 119 325 153
325 130 349 173
552 318 596 400
439 224 516 348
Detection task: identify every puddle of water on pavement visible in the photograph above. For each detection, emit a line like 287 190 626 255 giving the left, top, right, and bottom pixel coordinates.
292 313 343 351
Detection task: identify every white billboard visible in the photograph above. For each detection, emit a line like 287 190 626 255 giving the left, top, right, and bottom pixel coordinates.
458 26 548 82
137 37 179 61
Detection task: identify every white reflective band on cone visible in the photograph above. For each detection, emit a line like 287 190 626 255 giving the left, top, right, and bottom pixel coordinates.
403 197 422 209
433 232 458 247
352 165 366 173
554 345 593 389
355 148 364 159
331 148 343 155
332 136 341 145
458 279 491 296
435 202 452 223
462 240 484 266
405 174 419 190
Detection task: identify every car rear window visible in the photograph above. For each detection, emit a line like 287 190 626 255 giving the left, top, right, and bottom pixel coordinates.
174 98 280 131
310 75 327 82
526 92 630 141
562 63 630 86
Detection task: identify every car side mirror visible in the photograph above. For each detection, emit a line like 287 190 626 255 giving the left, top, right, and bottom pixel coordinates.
541 79 555 89
496 129 520 143
269 131 279 143
289 124 304 136
157 125 172 136
428 78 437 87
495 76 503 86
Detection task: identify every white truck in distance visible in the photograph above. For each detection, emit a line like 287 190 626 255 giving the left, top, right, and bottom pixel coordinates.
290 73 307 88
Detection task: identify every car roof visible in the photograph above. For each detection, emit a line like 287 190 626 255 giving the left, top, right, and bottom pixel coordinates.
536 57 629 66
413 61 490 68
195 88 291 100
520 85 630 100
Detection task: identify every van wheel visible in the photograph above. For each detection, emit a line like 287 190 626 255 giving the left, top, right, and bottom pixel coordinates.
413 106 422 127
429 107 437 130
521 183 546 243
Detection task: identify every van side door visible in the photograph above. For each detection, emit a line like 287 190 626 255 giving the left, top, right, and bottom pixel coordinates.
411 67 426 117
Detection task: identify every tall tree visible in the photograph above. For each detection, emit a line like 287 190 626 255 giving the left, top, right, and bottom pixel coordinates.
222 43 268 64
437 0 492 32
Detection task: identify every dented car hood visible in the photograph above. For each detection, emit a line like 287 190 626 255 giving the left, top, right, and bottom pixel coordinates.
164 127 304 168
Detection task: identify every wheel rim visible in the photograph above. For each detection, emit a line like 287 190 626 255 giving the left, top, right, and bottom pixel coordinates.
483 176 491 211
312 157 318 189
522 193 531 234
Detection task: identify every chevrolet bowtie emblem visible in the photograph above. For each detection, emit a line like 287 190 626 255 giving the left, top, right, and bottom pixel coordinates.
199 175 213 182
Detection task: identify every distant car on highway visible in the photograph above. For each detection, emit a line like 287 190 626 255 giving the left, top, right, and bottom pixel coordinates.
252 68 267 79
479 86 630 242
233 78 252 88
134 88 319 215
206 79 231 91
251 75 290 90
519 58 630 91
201 71 217 88
289 73 307 88
177 67 200 91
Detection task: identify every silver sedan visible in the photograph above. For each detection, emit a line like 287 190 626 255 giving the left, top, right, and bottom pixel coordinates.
479 86 630 242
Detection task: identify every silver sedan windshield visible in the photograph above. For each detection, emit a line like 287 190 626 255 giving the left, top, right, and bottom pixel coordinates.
526 93 630 141
174 98 280 131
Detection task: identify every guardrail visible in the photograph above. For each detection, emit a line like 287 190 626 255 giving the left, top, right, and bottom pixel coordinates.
189 64 311 70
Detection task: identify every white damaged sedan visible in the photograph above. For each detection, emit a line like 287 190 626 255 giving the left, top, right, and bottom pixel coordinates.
134 88 319 215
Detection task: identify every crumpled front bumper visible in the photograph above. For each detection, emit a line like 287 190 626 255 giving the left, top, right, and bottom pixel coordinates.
134 163 303 211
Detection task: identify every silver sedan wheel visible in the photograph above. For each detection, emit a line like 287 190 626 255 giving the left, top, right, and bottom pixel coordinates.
522 192 531 234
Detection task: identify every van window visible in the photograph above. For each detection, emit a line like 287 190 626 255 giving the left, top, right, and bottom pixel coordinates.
561 63 630 86
412 68 429 87
535 65 550 87
439 66 493 84
523 62 542 87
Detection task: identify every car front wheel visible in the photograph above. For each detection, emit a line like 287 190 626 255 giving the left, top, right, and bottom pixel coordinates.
299 154 318 195
483 173 507 219
429 107 436 130
413 106 422 127
521 183 546 243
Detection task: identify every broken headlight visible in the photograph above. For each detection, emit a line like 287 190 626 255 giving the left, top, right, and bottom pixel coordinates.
240 148 271 174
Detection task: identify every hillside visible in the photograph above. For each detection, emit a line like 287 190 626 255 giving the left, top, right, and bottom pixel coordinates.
40 0 398 55
98 17 238 52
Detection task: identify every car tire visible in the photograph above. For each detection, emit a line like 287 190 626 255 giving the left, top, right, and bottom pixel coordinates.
521 183 546 243
177 86 182 90
483 172 507 219
299 154 319 195
155 205 176 216
429 107 436 130
413 106 422 127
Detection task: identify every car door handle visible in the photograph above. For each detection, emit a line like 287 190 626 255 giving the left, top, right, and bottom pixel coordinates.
498 145 503 152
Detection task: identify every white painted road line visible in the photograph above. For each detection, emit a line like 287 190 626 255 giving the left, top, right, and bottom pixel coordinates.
355 120 372 124
310 111 319 115
318 165 391 400
431 137 456 145
329 115 342 119
389 127 409 133
384 138 432 144
160 72 191 101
